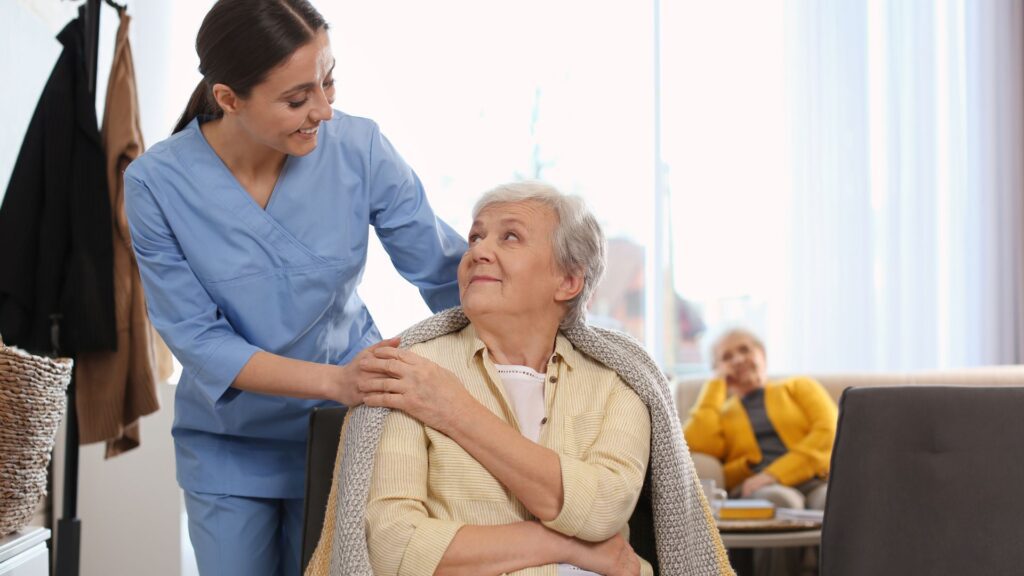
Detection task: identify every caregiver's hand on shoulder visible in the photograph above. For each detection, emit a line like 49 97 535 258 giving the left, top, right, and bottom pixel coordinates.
359 346 470 433
328 337 400 406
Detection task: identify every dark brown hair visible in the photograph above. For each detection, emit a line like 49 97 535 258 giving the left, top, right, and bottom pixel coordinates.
172 0 328 134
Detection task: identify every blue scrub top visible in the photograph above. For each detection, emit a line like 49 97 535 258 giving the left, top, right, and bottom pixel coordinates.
124 111 465 498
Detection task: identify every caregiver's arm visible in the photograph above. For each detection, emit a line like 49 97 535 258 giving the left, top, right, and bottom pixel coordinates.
233 339 397 405
364 123 465 313
126 170 391 407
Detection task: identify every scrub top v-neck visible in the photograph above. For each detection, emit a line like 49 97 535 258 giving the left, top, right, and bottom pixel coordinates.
124 111 465 498
200 125 292 213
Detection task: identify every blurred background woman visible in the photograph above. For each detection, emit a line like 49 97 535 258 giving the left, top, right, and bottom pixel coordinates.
684 328 837 511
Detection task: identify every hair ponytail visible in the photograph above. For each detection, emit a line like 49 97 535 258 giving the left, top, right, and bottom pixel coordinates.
171 0 328 136
173 80 220 134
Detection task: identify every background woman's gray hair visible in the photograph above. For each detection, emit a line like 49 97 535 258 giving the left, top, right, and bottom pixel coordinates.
707 327 766 369
473 181 606 328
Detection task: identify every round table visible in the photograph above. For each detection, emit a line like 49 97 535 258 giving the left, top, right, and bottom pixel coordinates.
719 528 821 549
716 520 821 576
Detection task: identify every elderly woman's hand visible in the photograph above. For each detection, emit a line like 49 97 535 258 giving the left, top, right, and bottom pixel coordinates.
359 346 472 434
569 533 641 576
740 471 778 498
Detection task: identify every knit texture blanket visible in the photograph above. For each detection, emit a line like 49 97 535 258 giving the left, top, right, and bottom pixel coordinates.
307 307 733 575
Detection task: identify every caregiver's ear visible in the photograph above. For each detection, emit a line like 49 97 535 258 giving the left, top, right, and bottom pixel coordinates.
210 83 244 114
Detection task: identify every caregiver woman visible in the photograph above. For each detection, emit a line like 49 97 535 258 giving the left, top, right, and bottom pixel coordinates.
123 1 464 574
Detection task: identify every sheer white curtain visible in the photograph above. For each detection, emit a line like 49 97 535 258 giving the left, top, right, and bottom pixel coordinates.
783 0 1024 371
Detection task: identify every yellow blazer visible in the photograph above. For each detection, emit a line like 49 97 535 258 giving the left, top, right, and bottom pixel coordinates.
683 377 837 490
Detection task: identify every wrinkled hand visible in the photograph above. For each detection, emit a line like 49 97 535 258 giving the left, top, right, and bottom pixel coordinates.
330 337 400 406
359 346 471 433
572 533 641 576
741 472 777 498
719 373 752 400
714 366 737 394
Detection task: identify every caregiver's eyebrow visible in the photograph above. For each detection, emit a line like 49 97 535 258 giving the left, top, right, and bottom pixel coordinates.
280 60 336 96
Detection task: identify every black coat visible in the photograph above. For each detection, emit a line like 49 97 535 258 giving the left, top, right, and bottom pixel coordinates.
0 14 115 356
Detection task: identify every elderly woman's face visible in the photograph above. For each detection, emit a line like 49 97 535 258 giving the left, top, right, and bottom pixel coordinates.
713 333 767 393
459 201 573 324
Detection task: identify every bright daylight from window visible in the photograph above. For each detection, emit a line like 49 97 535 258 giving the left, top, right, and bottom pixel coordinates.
157 0 1021 383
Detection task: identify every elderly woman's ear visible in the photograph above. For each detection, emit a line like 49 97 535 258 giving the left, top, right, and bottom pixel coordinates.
554 271 585 303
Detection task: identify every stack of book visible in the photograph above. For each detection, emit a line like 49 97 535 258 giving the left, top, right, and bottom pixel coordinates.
775 507 824 522
716 499 776 520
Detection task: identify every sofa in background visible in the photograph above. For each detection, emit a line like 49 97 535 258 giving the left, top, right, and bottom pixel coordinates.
673 365 1024 485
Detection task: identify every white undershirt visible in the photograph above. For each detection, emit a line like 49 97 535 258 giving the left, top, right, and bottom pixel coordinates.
494 363 600 576
494 363 546 443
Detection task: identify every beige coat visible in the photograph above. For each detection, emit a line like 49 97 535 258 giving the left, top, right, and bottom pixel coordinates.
76 12 173 457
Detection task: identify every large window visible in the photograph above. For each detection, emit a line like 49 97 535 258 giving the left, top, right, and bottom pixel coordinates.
151 0 1024 379
659 1 788 373
320 1 656 344
659 0 1024 373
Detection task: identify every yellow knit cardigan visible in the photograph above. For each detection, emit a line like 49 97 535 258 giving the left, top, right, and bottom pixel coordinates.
683 377 838 490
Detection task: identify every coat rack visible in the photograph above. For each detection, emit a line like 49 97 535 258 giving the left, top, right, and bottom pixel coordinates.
54 1 126 574
51 1 99 571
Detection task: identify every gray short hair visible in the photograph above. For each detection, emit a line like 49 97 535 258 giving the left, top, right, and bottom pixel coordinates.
709 327 766 369
473 181 606 328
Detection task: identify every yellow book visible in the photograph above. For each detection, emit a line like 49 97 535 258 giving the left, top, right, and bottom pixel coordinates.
717 499 776 520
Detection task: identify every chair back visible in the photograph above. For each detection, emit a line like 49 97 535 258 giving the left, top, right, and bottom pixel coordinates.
627 474 660 574
820 386 1024 576
300 406 348 574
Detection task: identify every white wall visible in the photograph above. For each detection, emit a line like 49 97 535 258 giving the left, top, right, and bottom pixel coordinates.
0 1 68 200
2 0 176 199
52 383 185 576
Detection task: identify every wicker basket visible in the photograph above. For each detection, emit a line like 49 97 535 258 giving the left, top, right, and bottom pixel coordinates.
0 336 72 536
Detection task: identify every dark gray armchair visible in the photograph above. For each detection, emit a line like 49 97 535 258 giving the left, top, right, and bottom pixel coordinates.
300 406 348 574
820 386 1024 576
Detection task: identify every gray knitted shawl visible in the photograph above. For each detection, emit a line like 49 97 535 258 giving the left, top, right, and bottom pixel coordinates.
323 307 732 575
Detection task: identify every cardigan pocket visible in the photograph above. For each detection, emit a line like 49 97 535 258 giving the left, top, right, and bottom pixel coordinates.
562 410 606 461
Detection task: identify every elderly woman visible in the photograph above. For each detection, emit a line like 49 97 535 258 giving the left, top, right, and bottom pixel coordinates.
684 329 837 510
306 182 731 576
358 182 653 575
